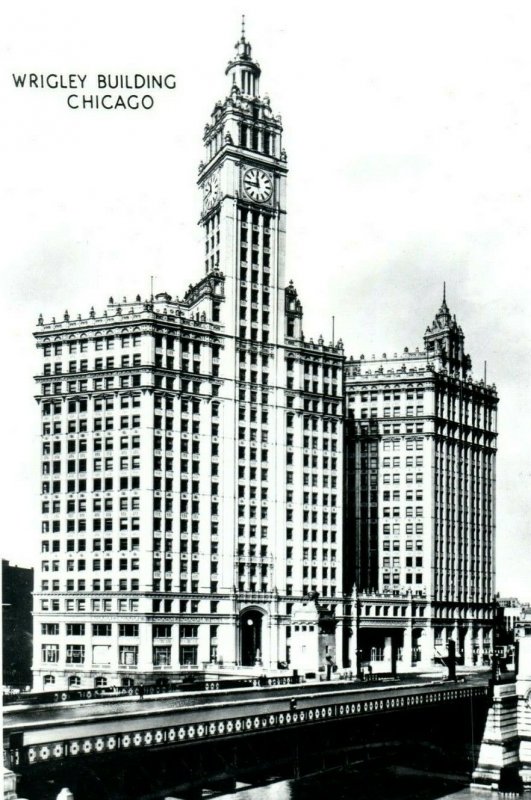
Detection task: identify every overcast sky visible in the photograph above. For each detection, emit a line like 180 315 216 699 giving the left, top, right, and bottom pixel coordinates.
1 0 530 600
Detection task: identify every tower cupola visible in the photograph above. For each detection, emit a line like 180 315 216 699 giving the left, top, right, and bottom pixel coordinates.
225 16 261 98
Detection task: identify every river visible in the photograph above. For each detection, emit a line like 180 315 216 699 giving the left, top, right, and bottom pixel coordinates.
214 764 498 800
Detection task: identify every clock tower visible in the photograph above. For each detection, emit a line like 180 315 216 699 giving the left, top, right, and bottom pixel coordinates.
192 23 344 670
197 20 288 344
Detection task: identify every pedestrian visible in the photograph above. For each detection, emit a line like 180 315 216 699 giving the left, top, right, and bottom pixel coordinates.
138 683 144 701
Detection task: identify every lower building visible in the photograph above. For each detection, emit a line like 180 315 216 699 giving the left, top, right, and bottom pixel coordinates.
3 560 34 688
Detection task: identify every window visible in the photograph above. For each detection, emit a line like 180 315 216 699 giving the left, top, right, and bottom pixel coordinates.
119 645 138 665
153 625 172 638
66 623 85 636
41 623 59 635
66 644 85 664
179 645 197 666
153 646 172 666
42 644 59 663
119 624 139 637
180 625 198 639
92 624 112 636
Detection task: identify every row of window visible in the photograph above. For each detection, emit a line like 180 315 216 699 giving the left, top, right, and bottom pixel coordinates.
292 379 340 396
301 530 337 544
40 578 139 592
43 354 142 374
42 375 143 394
41 578 140 592
42 558 140 572
358 423 425 435
42 537 140 552
41 643 200 666
46 332 143 354
43 456 142 474
357 405 424 418
383 522 424 534
355 390 425 402
383 506 424 517
383 556 423 567
42 515 141 532
383 439 424 451
291 416 339 434
297 492 338 506
362 603 425 616
286 454 339 470
44 412 142 432
383 456 423 467
43 495 140 513
382 541 423 552
296 584 337 598
42 623 199 638
382 574 424 585
42 476 141 494
43 437 142 456
287 360 340 380
285 472 337 488
43 395 141 414
383 490 424 501
41 597 139 611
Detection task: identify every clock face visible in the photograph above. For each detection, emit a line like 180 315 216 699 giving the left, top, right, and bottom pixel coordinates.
203 173 220 210
243 168 273 203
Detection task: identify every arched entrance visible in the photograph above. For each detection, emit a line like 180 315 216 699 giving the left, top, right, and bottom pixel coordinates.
240 608 264 666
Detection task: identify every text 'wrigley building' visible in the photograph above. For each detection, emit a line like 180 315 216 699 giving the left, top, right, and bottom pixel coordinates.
33 26 498 690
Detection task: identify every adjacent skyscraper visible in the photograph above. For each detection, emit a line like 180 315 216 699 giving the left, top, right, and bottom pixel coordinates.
344 291 498 670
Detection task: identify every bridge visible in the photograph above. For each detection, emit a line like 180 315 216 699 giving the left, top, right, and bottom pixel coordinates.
4 673 491 800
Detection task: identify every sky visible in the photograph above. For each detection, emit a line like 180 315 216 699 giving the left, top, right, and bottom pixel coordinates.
1 0 530 599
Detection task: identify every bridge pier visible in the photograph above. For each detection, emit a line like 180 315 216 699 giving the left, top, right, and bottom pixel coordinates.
472 637 531 792
3 767 18 800
471 681 519 790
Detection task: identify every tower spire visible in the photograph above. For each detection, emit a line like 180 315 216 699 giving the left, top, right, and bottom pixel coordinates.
438 281 449 317
226 14 261 97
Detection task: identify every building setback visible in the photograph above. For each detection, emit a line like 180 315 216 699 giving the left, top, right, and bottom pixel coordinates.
32 29 497 690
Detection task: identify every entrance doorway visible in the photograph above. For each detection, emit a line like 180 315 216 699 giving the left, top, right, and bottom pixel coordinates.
240 609 263 666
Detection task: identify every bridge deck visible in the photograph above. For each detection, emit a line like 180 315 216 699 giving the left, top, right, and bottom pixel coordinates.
4 673 490 770
4 671 489 729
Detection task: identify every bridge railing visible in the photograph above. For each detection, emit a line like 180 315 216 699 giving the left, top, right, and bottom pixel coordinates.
3 674 303 706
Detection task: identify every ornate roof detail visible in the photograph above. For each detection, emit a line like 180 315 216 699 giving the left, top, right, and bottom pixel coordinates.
424 285 471 377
